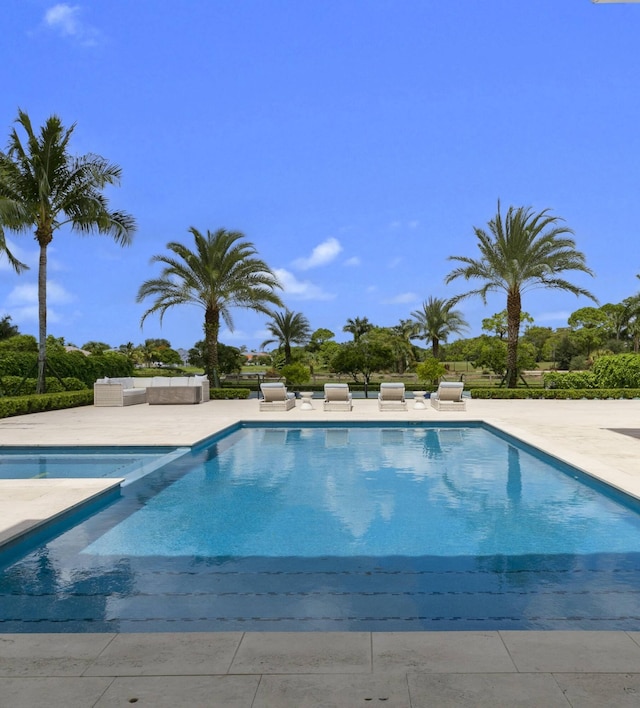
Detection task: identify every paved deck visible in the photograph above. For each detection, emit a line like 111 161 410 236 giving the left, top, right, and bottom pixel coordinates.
1 397 640 706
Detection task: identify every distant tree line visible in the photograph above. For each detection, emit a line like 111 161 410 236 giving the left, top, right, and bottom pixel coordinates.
5 111 640 393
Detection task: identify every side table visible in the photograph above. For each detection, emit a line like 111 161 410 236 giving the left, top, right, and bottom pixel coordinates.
412 391 427 410
299 392 314 410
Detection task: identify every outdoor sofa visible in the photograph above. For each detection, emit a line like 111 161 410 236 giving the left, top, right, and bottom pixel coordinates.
93 376 210 406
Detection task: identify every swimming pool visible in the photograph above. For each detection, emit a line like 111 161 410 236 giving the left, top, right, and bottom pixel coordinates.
1 422 640 632
0 445 189 484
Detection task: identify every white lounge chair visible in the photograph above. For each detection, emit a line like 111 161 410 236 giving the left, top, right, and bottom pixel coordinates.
323 383 353 411
378 382 407 411
430 381 466 411
259 382 296 411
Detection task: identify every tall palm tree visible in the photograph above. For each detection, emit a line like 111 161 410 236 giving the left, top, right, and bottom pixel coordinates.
0 110 136 392
411 296 468 359
261 309 311 365
137 227 283 387
343 316 372 342
445 202 596 387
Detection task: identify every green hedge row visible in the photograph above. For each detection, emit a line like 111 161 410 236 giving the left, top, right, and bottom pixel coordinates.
469 387 640 400
544 354 640 389
542 371 597 389
210 388 251 400
0 390 94 418
0 376 88 396
0 351 133 387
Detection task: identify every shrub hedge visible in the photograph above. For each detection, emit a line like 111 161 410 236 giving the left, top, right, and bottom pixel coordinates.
592 354 640 388
0 390 94 418
542 371 597 389
210 388 251 400
0 376 88 396
469 387 640 400
542 354 640 390
0 351 133 387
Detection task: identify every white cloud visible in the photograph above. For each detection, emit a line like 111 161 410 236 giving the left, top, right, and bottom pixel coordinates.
7 280 75 307
43 4 100 46
7 283 37 307
343 256 361 267
381 292 419 305
45 4 80 34
274 268 335 301
8 304 39 323
5 281 77 325
292 237 342 270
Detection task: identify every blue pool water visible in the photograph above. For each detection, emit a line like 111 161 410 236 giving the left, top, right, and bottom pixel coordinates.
0 446 188 483
1 422 640 632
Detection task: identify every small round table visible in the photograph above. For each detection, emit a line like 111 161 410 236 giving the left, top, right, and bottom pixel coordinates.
299 392 314 410
413 391 427 410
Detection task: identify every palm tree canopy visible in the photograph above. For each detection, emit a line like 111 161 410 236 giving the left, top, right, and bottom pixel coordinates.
343 316 373 341
137 227 283 329
445 203 597 304
0 110 136 245
411 297 469 345
261 310 312 351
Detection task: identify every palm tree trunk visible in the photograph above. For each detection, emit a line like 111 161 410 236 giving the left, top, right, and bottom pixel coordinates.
36 242 48 394
432 336 439 359
506 289 521 388
204 308 220 388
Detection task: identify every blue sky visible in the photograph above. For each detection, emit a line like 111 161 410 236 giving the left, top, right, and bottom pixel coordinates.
1 0 639 352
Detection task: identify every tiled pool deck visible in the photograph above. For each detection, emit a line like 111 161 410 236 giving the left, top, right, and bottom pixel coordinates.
1 397 640 706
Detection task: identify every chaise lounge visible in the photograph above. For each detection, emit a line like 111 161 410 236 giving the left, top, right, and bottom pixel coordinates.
259 382 296 411
323 383 353 411
430 381 466 411
378 382 407 411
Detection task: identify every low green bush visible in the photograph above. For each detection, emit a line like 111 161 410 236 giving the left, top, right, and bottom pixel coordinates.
0 350 133 387
593 354 640 388
0 376 88 396
469 387 640 400
209 388 251 400
542 371 597 389
0 390 94 418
